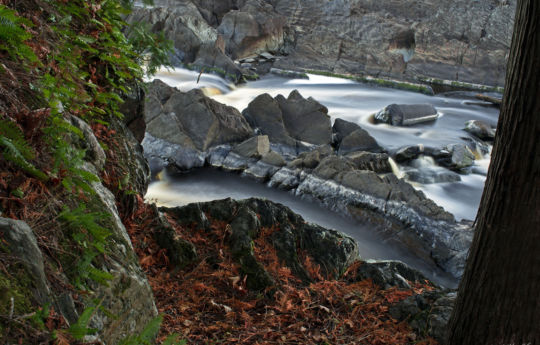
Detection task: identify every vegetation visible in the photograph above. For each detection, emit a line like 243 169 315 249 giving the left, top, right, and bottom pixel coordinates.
0 0 177 343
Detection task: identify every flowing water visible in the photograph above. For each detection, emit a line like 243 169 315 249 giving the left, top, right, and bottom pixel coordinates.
145 68 500 287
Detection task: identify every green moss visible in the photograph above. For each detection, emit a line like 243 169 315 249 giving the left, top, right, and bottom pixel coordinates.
418 76 504 93
0 263 34 316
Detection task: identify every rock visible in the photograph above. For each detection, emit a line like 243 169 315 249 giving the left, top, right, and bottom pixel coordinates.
144 80 253 162
168 198 358 284
271 0 514 86
242 93 296 146
70 116 106 171
261 150 286 167
126 4 243 81
338 129 383 154
405 169 462 184
313 155 355 180
464 120 496 141
217 0 286 59
0 218 50 304
152 208 198 268
389 290 456 343
119 83 146 143
277 90 332 145
346 151 392 173
233 135 270 158
268 167 301 190
374 104 439 126
332 118 362 143
395 145 424 163
243 91 332 147
243 160 280 182
346 260 428 289
437 143 475 172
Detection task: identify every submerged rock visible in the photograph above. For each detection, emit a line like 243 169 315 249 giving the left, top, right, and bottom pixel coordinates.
374 104 439 126
437 143 476 172
464 120 496 141
404 169 462 184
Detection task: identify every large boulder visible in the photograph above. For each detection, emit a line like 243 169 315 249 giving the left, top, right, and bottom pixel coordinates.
276 90 332 145
242 93 295 146
374 104 439 126
144 79 253 152
333 118 382 154
217 0 287 59
243 90 332 148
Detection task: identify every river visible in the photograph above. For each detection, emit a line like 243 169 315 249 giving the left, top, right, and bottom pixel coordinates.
145 68 500 287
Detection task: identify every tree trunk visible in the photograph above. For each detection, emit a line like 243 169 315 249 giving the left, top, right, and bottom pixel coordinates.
446 0 540 344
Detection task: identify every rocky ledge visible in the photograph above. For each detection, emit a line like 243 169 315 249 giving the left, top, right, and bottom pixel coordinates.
140 79 475 279
148 197 455 343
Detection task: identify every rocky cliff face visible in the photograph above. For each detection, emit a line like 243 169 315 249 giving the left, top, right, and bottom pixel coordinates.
132 0 514 85
270 0 515 86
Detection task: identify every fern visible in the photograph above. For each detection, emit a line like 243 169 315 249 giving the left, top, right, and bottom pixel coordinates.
118 315 185 345
0 5 38 63
59 205 114 288
0 119 48 180
68 305 98 340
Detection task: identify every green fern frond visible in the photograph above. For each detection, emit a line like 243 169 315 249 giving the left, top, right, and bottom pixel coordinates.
0 120 48 180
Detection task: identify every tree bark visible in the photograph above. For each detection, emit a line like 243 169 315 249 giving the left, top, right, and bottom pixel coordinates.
446 0 540 344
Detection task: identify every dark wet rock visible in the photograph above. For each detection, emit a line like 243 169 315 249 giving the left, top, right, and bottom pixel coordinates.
395 145 424 163
313 155 355 180
288 145 334 170
338 129 383 155
161 198 358 289
242 93 296 146
389 290 456 343
332 118 362 143
119 83 146 143
152 207 198 268
464 120 496 141
276 90 332 145
233 135 270 158
405 169 461 184
243 90 332 148
145 80 252 151
346 260 428 289
261 150 286 167
333 114 381 155
375 104 439 126
0 218 50 304
345 151 392 173
163 203 211 231
217 0 286 59
437 143 475 172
